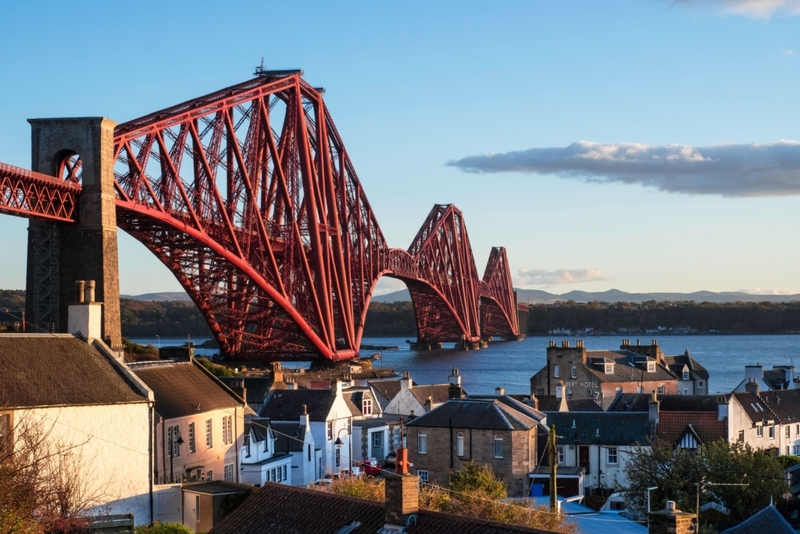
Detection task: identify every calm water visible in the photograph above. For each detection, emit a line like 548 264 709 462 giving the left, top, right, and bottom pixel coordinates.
130 335 800 396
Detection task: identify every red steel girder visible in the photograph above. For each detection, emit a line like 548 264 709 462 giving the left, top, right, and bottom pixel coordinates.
480 247 520 338
0 162 80 222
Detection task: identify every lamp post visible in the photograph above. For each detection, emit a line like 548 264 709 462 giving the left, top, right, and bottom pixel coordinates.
156 335 160 348
168 427 184 483
334 426 352 476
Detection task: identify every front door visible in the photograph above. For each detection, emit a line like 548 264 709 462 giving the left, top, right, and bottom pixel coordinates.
578 446 590 470
371 430 384 460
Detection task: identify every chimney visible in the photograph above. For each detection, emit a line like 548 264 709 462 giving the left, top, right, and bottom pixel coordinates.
649 391 660 438
745 378 760 396
228 378 247 403
495 387 505 396
648 501 695 534
67 279 103 341
272 362 284 384
332 379 343 397
448 381 464 400
285 379 297 390
531 394 539 411
384 448 419 528
401 371 413 390
448 368 461 387
424 396 433 413
299 404 309 428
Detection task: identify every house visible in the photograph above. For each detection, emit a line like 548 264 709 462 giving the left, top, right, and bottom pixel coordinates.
240 408 320 486
406 395 546 497
721 502 795 534
732 363 799 392
181 481 253 533
728 381 800 455
607 393 727 454
543 411 652 491
0 309 24 331
0 294 154 523
368 369 466 416
130 359 246 484
530 339 708 410
208 456 560 534
259 379 354 477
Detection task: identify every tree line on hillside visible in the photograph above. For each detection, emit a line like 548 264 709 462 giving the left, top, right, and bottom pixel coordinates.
527 300 800 334
362 301 416 336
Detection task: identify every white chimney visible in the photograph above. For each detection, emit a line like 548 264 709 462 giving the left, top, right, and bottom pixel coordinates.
495 387 505 396
68 279 102 341
448 368 461 387
401 371 413 390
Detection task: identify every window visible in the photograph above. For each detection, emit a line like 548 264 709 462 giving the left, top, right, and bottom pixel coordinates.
683 369 690 381
206 470 213 481
168 425 181 457
554 365 560 378
222 416 233 445
269 468 274 482
327 421 333 441
336 448 341 467
738 430 744 442
566 389 573 400
794 445 800 455
224 463 234 482
456 432 464 457
557 446 564 464
493 436 503 458
372 432 382 449
205 419 213 448
188 423 196 454
757 424 763 438
605 363 614 374
195 495 200 521
283 465 287 481
363 399 373 415
647 362 655 373
769 425 775 439
683 389 688 395
418 433 427 454
244 434 251 457
787 427 791 439
607 447 618 465
537 388 545 396
698 381 704 387
417 470 429 484
570 366 577 379
308 444 312 462
658 385 665 395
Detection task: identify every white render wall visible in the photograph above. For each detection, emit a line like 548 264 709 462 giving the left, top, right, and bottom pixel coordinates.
17 402 152 524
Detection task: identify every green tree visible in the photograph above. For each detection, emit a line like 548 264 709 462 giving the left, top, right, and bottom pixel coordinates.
448 461 506 500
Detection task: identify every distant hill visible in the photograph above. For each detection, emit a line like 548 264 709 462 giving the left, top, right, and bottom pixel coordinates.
121 292 192 302
370 287 800 305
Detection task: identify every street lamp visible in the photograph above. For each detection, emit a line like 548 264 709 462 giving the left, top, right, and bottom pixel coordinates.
168 427 184 483
156 335 160 348
334 426 352 476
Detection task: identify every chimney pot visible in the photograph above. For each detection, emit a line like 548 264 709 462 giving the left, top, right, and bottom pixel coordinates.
85 280 96 303
666 501 675 511
75 280 85 303
495 387 505 396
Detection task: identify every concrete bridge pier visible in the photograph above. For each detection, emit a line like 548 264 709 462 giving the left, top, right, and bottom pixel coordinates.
25 118 122 349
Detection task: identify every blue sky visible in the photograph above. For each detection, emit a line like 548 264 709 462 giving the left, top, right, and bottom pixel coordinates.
1 0 799 296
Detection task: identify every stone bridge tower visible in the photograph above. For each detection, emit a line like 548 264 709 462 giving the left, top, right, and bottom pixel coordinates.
25 118 122 349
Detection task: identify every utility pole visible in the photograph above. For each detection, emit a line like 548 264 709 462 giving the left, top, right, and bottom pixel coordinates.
548 424 558 513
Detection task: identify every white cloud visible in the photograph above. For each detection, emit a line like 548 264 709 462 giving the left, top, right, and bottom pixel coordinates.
671 0 800 19
739 287 800 295
515 268 611 287
784 49 796 56
447 140 800 197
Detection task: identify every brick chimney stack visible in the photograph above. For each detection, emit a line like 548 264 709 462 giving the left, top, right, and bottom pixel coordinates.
384 446 419 528
648 501 695 534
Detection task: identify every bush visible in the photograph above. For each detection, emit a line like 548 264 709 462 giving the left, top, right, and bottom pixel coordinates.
134 522 193 534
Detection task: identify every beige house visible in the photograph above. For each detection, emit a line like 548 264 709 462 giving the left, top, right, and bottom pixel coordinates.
131 360 245 484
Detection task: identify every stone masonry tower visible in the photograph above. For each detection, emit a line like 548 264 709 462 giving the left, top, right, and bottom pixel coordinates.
25 118 122 349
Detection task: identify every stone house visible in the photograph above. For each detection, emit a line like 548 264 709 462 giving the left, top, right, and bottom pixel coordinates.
0 331 154 523
405 395 545 497
130 360 246 484
259 380 355 477
368 369 465 416
530 339 706 409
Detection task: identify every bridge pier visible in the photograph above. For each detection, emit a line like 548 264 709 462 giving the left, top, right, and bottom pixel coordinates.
25 118 122 349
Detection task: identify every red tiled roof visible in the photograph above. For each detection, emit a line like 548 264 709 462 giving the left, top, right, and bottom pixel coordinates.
657 411 727 446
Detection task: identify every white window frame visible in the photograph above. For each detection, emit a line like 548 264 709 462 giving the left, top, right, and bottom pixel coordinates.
205 419 213 449
456 432 464 457
223 463 234 482
188 422 196 454
372 431 382 449
327 421 333 441
417 469 429 484
756 424 763 438
168 425 181 457
222 415 233 445
418 433 427 454
557 445 564 464
553 365 560 378
607 447 618 465
658 385 665 395
493 436 503 458
570 366 577 379
363 398 373 415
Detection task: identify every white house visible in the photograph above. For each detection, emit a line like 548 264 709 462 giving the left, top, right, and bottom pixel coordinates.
130 360 246 485
368 369 465 417
728 381 800 455
259 380 355 477
0 330 154 524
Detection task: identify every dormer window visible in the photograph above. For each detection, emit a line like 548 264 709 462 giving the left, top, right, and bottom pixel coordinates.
363 398 373 415
647 361 656 373
682 366 690 381
605 362 614 374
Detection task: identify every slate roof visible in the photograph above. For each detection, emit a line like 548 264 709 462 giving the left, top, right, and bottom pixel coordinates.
132 360 242 419
582 350 676 383
407 398 543 431
606 394 651 412
182 481 253 496
208 482 556 534
259 388 336 421
468 395 547 421
271 421 306 452
218 376 273 407
607 394 722 413
0 334 149 408
343 388 376 416
368 378 462 408
731 389 800 426
662 353 709 380
535 395 604 413
545 412 651 445
244 417 270 442
722 504 794 534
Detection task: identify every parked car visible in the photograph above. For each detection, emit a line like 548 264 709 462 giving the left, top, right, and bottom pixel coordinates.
384 451 396 468
358 458 382 476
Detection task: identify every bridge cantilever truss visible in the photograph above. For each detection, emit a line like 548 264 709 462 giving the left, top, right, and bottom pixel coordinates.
0 73 524 361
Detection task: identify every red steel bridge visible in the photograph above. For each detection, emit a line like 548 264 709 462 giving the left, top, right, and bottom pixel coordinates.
0 72 526 361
